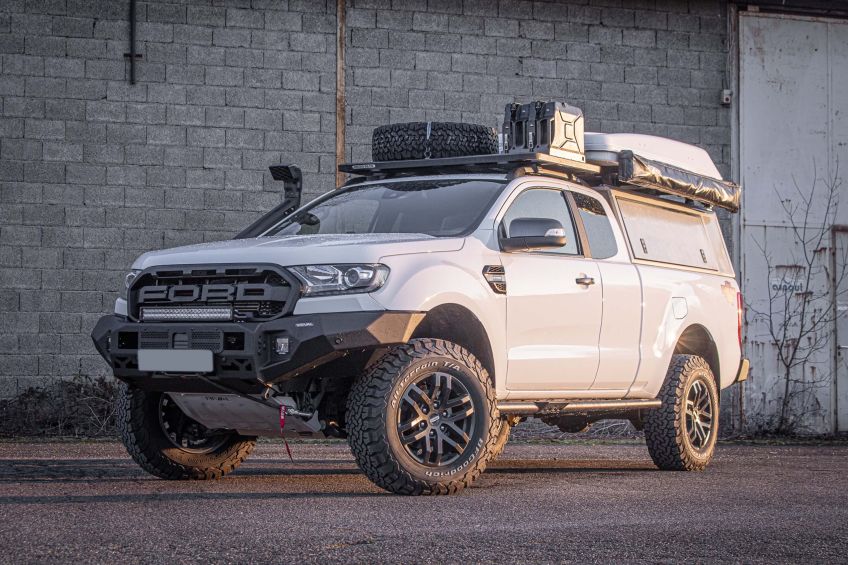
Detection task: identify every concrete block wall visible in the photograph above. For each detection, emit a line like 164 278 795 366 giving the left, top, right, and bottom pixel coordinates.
0 0 338 391
343 0 731 175
0 0 731 393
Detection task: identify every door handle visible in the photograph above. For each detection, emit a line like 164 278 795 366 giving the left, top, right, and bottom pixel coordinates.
575 276 595 286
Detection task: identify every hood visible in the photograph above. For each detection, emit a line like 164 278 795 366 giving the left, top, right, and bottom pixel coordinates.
133 233 465 269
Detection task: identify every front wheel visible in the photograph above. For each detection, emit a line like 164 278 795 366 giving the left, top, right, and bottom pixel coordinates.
346 339 500 495
644 354 719 471
117 384 256 480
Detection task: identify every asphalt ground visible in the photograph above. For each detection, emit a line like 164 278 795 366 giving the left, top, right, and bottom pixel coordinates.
0 439 846 564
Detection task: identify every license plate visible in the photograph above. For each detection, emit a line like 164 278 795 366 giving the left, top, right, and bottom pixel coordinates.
137 350 214 373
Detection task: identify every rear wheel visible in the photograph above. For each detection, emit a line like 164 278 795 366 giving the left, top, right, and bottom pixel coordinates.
346 338 499 495
117 383 256 480
644 354 719 471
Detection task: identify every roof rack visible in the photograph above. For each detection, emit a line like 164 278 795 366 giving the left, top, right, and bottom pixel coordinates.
338 152 603 181
340 98 740 212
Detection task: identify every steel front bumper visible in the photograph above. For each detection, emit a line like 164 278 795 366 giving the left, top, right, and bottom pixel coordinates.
91 311 424 388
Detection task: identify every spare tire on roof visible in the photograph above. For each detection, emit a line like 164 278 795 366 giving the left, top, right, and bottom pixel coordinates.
372 122 498 162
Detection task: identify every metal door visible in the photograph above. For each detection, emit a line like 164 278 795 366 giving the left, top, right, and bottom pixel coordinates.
834 229 848 432
739 12 848 432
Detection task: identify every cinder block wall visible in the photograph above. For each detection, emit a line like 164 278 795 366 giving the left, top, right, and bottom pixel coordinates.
343 0 731 171
0 0 730 393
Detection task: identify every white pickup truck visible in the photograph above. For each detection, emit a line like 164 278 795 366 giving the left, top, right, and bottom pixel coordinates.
92 102 749 495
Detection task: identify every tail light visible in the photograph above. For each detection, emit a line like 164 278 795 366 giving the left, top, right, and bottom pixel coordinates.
736 291 744 347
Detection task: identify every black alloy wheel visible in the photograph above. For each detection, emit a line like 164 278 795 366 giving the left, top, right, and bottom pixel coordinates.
158 394 232 454
684 377 714 451
396 371 476 467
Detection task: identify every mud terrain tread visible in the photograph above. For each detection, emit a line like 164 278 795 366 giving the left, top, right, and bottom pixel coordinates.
644 354 717 471
372 122 498 162
346 338 500 495
117 383 255 480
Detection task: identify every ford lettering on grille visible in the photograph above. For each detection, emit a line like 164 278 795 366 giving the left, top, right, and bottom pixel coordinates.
138 284 273 303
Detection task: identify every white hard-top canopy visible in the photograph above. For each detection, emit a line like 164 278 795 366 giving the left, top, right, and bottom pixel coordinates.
585 132 723 180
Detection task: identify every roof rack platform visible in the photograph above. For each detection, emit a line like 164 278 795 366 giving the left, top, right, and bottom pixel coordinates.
338 152 602 179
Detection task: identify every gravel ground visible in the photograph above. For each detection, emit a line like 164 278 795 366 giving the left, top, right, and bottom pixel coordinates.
0 439 846 564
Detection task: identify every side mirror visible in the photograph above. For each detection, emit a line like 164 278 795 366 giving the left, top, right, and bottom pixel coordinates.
500 217 568 252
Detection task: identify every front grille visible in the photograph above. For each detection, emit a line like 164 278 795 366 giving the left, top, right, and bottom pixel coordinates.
128 264 297 323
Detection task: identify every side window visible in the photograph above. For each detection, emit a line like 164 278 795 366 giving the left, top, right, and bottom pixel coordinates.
502 188 580 255
572 192 618 260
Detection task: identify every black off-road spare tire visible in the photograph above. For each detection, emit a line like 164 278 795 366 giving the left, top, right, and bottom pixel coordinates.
372 122 498 162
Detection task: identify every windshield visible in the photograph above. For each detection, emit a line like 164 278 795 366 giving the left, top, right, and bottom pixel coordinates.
264 178 505 238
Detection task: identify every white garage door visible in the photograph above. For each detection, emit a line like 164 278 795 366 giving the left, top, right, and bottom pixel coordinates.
739 12 848 433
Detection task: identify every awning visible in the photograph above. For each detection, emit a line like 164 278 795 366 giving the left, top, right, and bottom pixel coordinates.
618 151 741 212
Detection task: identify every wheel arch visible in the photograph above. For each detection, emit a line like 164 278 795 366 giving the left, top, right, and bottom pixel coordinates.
411 303 496 387
673 323 721 383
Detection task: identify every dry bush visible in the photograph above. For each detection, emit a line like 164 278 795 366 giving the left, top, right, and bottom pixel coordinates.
0 374 118 438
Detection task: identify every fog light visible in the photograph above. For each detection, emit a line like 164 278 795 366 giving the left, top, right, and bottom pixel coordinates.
275 337 290 355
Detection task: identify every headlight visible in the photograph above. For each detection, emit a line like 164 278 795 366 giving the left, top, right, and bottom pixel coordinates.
290 264 389 296
121 269 141 300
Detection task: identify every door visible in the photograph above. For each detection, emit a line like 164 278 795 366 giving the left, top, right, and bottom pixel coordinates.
501 187 603 393
836 229 848 432
569 191 642 391
739 12 848 432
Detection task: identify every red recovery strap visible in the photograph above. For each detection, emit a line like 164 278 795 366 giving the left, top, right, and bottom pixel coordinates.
279 405 293 461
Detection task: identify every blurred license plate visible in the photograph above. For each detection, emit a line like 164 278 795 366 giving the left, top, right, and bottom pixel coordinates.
137 350 213 373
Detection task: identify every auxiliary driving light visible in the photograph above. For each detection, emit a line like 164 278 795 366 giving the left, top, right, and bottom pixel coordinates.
140 307 232 322
275 336 290 355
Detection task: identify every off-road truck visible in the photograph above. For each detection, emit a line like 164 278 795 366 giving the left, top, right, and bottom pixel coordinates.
92 101 749 495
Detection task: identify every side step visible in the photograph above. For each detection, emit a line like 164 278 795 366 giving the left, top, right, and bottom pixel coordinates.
497 398 662 416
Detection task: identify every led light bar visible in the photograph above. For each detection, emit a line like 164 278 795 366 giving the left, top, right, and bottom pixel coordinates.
140 307 233 322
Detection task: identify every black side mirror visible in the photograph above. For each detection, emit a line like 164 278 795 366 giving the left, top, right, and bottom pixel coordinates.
234 165 303 239
500 217 568 252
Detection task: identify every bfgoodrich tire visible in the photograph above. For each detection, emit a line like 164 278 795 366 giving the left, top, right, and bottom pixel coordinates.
346 339 500 495
644 354 719 471
117 383 256 480
371 122 498 161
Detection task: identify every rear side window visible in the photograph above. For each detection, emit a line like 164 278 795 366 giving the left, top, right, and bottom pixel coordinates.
502 188 580 255
571 192 618 259
616 197 722 270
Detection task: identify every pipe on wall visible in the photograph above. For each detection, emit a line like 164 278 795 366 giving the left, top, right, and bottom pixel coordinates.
335 0 346 188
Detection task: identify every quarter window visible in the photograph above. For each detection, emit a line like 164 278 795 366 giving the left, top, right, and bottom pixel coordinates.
502 188 579 255
571 192 618 259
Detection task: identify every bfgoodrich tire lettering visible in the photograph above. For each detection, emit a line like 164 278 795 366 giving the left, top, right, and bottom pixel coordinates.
117 383 256 480
346 338 500 495
644 354 719 471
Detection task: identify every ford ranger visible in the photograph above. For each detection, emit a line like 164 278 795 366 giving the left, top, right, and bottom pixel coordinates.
92 101 749 495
